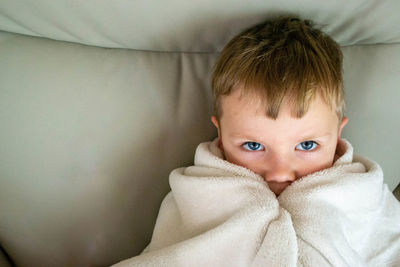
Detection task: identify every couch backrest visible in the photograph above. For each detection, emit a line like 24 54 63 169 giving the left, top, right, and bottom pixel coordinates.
1 0 400 51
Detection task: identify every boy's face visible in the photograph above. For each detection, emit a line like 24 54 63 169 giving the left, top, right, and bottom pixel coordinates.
211 89 348 196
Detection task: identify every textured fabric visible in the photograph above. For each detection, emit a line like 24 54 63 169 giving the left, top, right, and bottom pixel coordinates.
113 139 400 266
1 0 400 51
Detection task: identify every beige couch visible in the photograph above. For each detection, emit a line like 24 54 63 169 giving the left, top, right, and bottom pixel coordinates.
0 1 399 266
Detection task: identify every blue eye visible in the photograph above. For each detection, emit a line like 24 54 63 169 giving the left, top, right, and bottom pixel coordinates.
243 142 264 151
296 141 317 151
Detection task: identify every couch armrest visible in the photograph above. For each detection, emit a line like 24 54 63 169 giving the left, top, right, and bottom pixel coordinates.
0 246 13 267
394 183 400 201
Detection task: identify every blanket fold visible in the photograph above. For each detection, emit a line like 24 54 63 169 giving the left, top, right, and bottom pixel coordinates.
114 139 400 267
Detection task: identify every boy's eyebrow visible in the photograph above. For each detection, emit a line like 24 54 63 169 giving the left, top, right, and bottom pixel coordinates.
298 133 333 141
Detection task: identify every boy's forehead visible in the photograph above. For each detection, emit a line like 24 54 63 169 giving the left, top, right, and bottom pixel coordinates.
220 88 337 119
220 89 265 115
219 89 340 134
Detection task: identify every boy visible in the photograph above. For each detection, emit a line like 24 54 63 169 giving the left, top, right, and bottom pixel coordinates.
210 16 348 196
114 16 400 266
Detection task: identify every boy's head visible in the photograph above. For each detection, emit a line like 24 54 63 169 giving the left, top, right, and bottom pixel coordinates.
210 16 348 196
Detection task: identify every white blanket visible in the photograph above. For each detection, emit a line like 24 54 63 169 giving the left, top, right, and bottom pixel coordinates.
114 139 400 267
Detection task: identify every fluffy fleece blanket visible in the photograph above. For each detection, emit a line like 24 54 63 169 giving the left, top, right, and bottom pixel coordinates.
114 139 400 267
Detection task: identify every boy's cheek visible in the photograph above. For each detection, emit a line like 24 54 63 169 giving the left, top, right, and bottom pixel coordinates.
223 149 241 166
297 157 335 178
224 149 264 175
222 146 252 167
217 138 223 151
334 139 346 159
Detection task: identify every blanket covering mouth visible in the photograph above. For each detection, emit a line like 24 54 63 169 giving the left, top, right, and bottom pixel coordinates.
114 139 400 267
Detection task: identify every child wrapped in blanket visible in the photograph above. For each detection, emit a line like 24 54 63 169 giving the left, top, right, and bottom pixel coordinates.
114 16 400 267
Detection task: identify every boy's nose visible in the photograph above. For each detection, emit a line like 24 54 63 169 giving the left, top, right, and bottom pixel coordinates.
263 160 296 183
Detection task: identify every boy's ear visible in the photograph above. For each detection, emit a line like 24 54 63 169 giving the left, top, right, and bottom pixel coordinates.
338 116 349 138
211 116 223 150
211 116 220 136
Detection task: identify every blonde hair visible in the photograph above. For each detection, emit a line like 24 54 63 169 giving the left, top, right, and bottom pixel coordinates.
212 16 345 120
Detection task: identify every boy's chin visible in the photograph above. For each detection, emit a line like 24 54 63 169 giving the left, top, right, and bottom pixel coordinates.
268 182 292 196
